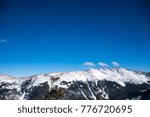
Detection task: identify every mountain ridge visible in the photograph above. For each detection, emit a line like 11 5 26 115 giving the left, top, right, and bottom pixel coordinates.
0 68 150 100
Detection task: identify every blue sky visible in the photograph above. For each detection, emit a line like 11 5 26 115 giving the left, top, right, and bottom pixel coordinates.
0 0 150 77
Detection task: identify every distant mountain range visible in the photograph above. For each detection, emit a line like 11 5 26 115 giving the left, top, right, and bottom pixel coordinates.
0 68 150 100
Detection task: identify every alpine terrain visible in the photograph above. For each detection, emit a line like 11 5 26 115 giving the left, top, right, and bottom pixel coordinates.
0 68 150 100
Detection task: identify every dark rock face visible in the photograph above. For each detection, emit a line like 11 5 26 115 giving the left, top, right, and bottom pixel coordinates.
0 80 150 100
0 82 20 100
57 80 150 100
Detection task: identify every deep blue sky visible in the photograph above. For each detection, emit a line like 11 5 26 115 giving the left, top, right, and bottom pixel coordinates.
0 0 150 77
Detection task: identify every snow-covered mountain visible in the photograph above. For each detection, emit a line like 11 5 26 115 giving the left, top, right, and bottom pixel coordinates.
0 68 150 100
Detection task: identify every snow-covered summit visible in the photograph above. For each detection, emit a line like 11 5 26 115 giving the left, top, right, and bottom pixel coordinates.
0 68 150 100
0 68 149 87
43 68 149 87
0 68 150 86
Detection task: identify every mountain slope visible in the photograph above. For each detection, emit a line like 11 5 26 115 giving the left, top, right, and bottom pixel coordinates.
0 68 150 100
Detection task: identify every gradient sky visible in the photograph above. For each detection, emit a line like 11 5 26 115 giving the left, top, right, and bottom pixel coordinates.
0 0 150 77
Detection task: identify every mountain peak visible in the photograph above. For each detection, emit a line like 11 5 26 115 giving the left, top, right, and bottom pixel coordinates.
0 68 150 100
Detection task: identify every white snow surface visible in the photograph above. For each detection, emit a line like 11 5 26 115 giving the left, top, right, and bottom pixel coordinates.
44 68 149 87
0 68 149 88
